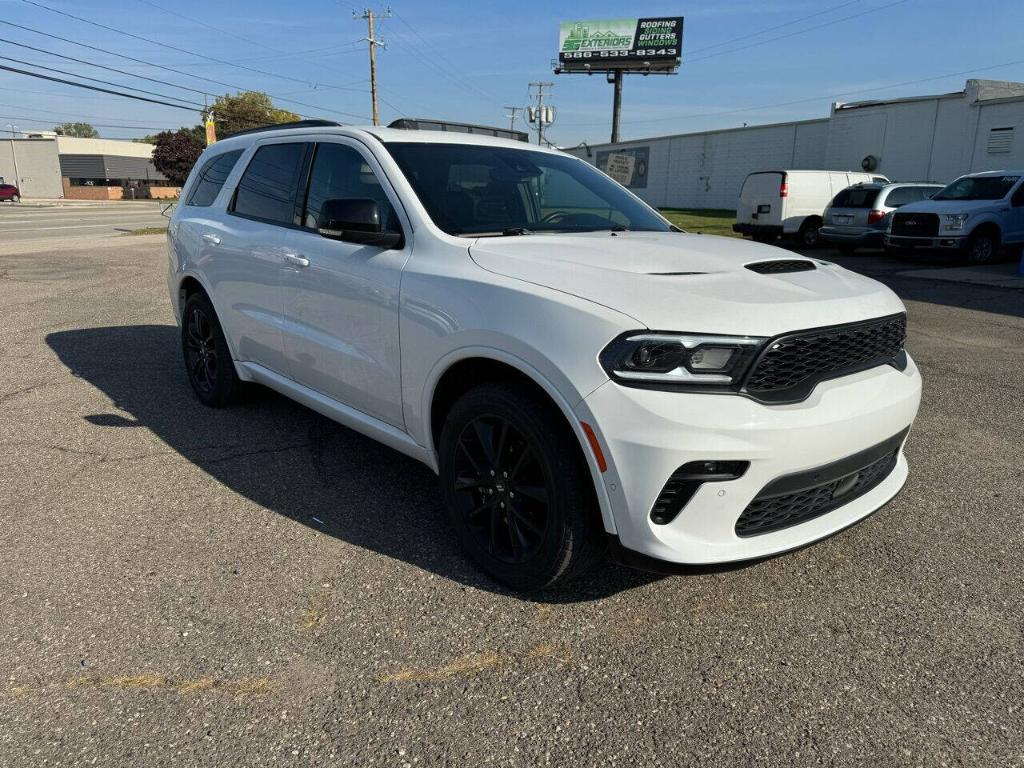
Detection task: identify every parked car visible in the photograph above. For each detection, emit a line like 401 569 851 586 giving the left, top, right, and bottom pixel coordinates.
0 183 21 202
820 182 943 252
168 120 921 591
734 170 888 247
885 170 1024 264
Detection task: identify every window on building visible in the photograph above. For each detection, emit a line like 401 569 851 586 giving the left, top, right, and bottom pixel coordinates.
186 149 243 206
231 143 307 225
303 142 399 232
987 127 1014 155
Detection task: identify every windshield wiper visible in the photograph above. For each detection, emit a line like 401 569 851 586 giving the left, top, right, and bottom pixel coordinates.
501 227 533 236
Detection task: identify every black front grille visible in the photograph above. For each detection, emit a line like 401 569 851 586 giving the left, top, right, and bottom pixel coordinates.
746 260 817 274
735 443 902 538
891 212 939 237
743 314 906 402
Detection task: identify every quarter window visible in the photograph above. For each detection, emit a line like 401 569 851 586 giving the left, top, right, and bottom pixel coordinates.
303 143 399 231
232 143 307 225
185 150 243 207
883 187 926 207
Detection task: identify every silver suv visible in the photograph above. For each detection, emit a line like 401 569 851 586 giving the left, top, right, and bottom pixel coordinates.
820 182 942 252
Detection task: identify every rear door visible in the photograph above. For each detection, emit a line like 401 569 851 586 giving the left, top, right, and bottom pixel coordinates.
210 140 311 375
736 172 783 227
827 186 879 233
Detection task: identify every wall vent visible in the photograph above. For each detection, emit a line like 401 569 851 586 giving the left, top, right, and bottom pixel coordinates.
987 127 1014 154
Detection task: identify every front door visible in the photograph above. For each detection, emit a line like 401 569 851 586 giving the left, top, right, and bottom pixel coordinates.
280 139 410 428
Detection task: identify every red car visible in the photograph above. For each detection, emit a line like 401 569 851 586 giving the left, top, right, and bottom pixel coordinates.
0 183 20 202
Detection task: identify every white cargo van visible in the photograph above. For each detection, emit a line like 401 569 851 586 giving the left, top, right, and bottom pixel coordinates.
734 170 888 247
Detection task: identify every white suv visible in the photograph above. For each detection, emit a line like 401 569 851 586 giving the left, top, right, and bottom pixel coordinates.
167 120 922 591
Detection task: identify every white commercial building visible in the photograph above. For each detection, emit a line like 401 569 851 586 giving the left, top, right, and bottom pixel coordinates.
569 79 1024 210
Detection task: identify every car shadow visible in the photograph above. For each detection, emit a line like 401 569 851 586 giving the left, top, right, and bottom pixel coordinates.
47 325 760 603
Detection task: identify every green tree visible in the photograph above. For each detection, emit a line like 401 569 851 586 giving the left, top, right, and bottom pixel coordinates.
137 125 205 145
54 122 99 138
208 91 300 138
151 128 205 186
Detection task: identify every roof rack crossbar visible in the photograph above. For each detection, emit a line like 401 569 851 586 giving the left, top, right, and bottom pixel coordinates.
224 119 342 139
388 117 529 143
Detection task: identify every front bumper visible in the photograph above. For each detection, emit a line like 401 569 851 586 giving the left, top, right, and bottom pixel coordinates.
576 355 921 565
884 234 966 250
820 227 884 246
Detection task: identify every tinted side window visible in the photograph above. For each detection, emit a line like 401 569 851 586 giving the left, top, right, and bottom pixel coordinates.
232 143 307 225
304 143 399 231
186 150 243 207
882 187 920 207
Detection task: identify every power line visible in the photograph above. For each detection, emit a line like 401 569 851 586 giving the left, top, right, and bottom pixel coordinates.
0 34 211 98
0 110 173 131
0 55 204 109
683 0 862 57
683 0 912 65
389 11 502 105
20 0 375 96
0 20 371 121
0 64 200 111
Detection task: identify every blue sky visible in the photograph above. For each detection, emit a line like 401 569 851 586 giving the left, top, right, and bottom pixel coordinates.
1 0 1023 145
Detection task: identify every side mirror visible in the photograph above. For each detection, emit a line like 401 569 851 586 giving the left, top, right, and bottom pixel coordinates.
317 198 403 248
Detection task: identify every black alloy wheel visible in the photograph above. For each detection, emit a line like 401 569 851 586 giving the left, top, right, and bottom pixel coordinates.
451 415 551 565
184 305 218 395
181 291 241 407
439 383 605 591
966 230 997 265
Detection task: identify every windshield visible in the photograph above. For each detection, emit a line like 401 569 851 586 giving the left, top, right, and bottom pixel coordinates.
383 142 672 236
933 175 1020 201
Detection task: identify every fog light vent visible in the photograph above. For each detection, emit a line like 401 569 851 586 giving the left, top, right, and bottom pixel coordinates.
650 460 749 525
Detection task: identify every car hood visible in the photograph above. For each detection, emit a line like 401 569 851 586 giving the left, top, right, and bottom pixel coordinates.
896 199 1001 214
469 231 904 336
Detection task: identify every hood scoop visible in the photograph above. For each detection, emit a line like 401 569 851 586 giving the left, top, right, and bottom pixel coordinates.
746 260 817 274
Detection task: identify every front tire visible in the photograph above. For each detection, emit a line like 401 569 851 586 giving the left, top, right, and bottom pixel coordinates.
181 291 241 407
11 194 19 203
965 229 998 265
438 383 605 591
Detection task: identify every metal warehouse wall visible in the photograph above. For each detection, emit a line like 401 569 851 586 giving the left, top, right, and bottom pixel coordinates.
571 120 828 209
572 79 1024 210
0 139 64 198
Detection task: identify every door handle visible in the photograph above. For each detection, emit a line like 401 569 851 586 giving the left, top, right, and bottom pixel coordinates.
284 253 310 268
202 233 221 245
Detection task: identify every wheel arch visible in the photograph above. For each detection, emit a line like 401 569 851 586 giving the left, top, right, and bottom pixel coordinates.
969 219 1002 244
423 349 617 534
173 270 246 376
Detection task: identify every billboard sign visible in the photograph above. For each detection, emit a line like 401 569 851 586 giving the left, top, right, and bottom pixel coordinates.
558 17 683 71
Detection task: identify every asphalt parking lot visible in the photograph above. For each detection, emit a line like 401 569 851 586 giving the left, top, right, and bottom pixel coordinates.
0 201 168 243
1 215 1022 766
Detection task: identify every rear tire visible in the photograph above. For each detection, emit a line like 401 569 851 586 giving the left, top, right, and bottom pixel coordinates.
11 194 19 203
797 218 822 249
438 382 605 591
181 291 242 407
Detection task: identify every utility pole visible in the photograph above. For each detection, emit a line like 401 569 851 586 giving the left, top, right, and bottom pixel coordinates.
355 7 391 126
527 82 554 146
504 106 523 132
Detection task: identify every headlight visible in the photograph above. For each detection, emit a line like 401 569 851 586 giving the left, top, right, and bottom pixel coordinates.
944 214 969 231
599 332 766 387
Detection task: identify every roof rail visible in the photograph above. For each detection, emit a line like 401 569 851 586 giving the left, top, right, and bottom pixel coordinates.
388 117 529 143
223 119 342 139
